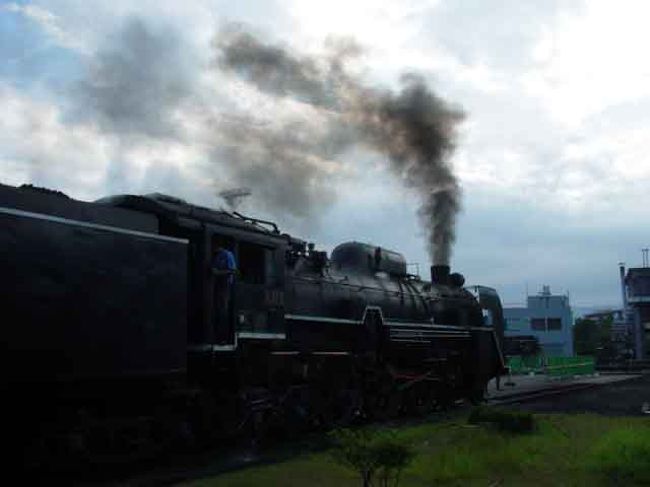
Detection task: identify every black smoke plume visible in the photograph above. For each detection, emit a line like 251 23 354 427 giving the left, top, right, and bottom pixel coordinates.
66 19 463 263
215 27 464 264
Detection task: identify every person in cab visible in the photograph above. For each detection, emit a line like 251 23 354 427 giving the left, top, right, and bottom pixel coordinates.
212 244 237 343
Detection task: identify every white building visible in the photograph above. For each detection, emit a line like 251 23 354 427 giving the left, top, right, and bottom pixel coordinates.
504 286 574 357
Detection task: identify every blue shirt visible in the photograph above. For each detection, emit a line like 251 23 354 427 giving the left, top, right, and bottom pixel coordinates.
213 249 237 284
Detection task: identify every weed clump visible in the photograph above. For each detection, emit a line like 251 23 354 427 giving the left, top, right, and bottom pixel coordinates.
468 406 535 434
589 426 650 485
329 428 415 487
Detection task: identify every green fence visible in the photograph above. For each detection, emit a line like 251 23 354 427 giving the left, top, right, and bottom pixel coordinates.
545 356 595 377
506 355 544 374
506 355 595 377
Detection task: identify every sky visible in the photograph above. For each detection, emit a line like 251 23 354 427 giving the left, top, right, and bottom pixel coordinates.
2 0 649 310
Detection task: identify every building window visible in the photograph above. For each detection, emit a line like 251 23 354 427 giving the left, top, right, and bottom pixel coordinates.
531 318 546 331
547 318 562 330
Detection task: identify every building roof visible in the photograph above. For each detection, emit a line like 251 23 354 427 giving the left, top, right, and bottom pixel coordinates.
583 309 623 320
626 267 650 279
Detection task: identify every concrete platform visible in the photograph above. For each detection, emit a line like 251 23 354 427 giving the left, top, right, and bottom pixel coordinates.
486 372 642 401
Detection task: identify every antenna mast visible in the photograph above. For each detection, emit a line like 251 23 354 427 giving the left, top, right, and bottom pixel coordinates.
218 188 252 211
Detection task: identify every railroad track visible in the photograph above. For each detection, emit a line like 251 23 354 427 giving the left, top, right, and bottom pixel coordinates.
487 382 599 406
487 372 648 406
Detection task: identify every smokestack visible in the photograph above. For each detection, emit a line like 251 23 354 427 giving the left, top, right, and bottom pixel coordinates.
431 264 450 285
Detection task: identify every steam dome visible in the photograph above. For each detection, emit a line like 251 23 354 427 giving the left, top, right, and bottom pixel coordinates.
331 242 407 276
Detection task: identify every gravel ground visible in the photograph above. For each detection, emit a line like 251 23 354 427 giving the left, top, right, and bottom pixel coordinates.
508 373 650 416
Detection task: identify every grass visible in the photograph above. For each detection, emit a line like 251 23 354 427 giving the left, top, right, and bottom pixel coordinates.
467 406 536 433
183 412 650 487
589 426 650 485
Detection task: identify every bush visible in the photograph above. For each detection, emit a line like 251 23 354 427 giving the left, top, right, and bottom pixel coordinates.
329 428 415 487
468 406 535 434
589 426 650 485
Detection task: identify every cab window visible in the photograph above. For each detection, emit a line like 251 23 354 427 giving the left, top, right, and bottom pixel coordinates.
238 241 266 284
482 308 494 326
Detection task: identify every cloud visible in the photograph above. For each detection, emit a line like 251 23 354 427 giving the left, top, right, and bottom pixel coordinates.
3 2 90 55
2 1 650 306
71 19 197 139
0 83 109 198
523 0 650 128
452 188 642 307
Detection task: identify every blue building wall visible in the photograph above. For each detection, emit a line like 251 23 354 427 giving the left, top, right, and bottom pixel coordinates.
504 286 574 357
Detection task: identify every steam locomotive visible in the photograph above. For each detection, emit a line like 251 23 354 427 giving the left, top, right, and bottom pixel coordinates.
1 183 506 465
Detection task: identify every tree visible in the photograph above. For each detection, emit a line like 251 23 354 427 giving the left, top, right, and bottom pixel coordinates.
573 316 613 357
573 318 599 355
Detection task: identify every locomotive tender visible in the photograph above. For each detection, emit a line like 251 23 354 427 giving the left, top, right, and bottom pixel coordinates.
1 183 506 460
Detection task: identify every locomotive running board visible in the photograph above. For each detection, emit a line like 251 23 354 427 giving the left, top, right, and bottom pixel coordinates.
285 311 492 333
284 314 360 325
188 331 287 352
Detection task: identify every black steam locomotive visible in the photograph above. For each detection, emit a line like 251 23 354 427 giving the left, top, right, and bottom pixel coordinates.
1 183 506 464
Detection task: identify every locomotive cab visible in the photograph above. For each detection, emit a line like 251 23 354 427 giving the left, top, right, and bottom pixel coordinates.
95 192 289 380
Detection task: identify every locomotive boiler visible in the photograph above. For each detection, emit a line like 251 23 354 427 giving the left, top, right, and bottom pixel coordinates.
0 183 506 466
